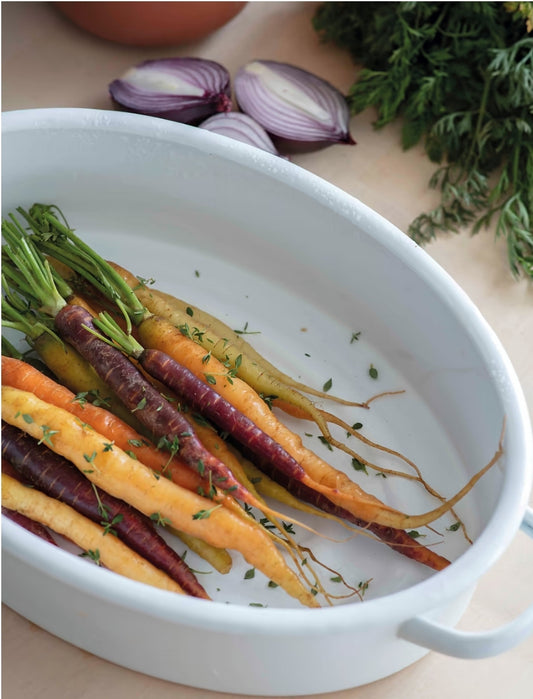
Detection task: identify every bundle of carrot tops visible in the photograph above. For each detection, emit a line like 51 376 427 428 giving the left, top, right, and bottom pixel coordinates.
1 204 502 607
313 2 533 279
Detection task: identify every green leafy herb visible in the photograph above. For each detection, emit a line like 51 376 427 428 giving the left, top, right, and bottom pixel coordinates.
234 321 260 335
347 422 363 439
150 512 171 527
132 396 147 412
157 435 180 458
282 521 296 535
259 517 277 531
101 514 124 536
351 457 368 475
314 2 533 278
259 393 278 410
80 549 101 565
358 579 371 597
135 276 155 289
318 435 334 451
38 424 59 447
73 389 111 408
192 504 222 520
91 483 110 520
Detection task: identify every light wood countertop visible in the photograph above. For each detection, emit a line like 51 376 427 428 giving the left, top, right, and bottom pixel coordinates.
2 3 532 698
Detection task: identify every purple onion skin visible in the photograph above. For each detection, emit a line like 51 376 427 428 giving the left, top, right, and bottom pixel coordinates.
234 59 355 146
109 57 232 125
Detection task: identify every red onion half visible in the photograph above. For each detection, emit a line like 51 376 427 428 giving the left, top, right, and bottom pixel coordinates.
199 112 283 156
108 57 232 124
234 60 355 145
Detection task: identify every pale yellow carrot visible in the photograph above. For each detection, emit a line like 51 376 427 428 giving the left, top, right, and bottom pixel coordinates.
2 473 185 594
1 386 319 608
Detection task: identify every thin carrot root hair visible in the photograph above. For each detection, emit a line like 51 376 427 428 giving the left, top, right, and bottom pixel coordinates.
195 426 361 546
135 313 504 531
238 456 371 532
276 398 438 486
200 440 367 601
309 426 505 531
113 266 474 537
276 399 472 542
272 533 337 606
296 544 370 601
14 216 500 541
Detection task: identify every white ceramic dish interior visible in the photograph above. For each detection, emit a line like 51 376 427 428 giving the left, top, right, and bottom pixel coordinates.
2 108 532 696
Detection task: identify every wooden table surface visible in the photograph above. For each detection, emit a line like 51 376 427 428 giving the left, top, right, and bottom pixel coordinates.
2 3 532 698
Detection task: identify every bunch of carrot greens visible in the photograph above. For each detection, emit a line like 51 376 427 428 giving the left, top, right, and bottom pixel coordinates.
1 203 503 606
313 1 533 278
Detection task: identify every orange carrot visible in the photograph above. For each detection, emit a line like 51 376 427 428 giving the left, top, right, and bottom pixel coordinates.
18 205 499 533
109 263 435 484
2 356 207 496
137 314 500 530
2 473 186 594
1 386 319 608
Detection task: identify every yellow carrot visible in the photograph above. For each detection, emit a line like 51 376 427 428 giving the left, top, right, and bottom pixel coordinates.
2 473 186 594
2 386 319 608
171 530 232 575
136 314 500 530
110 261 364 406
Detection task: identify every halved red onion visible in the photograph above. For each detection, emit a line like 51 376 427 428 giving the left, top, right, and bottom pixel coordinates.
108 57 232 124
198 112 283 156
234 60 355 144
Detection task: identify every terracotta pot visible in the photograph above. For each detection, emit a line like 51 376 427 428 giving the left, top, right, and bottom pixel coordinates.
55 1 247 46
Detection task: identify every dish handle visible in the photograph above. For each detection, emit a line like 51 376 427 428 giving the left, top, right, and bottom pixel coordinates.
399 506 533 659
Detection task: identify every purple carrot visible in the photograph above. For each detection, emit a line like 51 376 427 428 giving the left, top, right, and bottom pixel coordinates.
2 505 58 545
54 305 251 501
132 348 308 483
2 421 210 598
111 347 450 571
56 306 449 571
244 450 451 571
